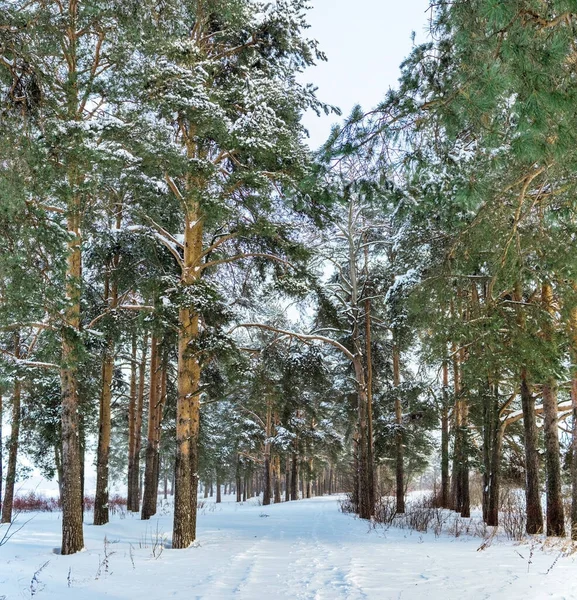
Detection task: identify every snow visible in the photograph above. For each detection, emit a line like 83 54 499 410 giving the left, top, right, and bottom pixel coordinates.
1 495 577 599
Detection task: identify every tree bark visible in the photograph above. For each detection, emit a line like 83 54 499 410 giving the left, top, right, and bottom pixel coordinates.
482 382 502 526
60 189 84 554
514 280 544 534
393 341 405 514
570 302 577 540
142 337 161 520
263 398 272 506
94 203 121 526
441 361 450 508
571 373 577 540
173 204 203 548
2 338 21 524
290 452 298 501
543 379 565 536
0 392 3 513
520 370 544 533
93 335 114 526
216 472 222 504
542 282 565 537
365 296 376 508
274 455 282 504
128 334 148 512
127 335 138 512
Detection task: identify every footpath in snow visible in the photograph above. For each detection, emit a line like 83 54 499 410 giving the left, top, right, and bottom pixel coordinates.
1 495 576 599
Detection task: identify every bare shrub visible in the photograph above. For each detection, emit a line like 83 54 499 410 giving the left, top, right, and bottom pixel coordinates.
95 536 116 579
468 473 484 510
140 521 166 558
500 488 526 541
13 492 59 512
29 561 50 597
373 496 396 525
405 505 435 533
338 494 356 514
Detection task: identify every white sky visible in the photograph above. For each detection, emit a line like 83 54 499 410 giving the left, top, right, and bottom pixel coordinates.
301 0 432 149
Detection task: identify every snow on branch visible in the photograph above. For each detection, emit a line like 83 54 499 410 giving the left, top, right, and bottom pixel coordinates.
231 323 354 361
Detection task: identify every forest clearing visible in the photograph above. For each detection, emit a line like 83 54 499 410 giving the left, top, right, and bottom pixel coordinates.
3 0 577 597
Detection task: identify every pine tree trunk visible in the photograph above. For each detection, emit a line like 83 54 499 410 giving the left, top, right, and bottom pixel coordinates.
393 342 405 514
142 337 160 520
354 354 372 519
59 2 86 553
520 370 544 533
216 472 222 504
571 373 577 540
515 279 543 534
1 359 21 524
365 296 376 508
263 399 272 506
450 346 461 512
542 282 565 537
458 398 470 518
487 422 503 527
290 452 298 501
274 455 282 504
128 334 148 512
127 335 138 512
60 192 85 554
543 379 565 536
482 383 502 526
441 361 450 508
570 302 577 540
0 392 3 513
236 456 242 503
94 336 114 526
173 205 203 548
94 203 121 526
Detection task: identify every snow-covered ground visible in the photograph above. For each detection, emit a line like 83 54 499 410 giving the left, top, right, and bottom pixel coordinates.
1 494 577 599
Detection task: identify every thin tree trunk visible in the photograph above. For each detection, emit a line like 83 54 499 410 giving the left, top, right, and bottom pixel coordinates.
571 372 577 540
94 204 121 526
216 472 221 504
441 361 450 508
94 335 114 526
450 343 461 513
515 280 544 534
483 382 502 526
0 392 3 513
290 452 298 501
274 455 282 504
542 282 565 537
263 398 272 506
142 337 160 520
2 341 21 524
128 334 148 512
236 456 242 503
127 335 138 512
521 369 544 534
543 379 565 536
570 302 577 540
285 457 290 502
393 341 405 514
365 296 375 508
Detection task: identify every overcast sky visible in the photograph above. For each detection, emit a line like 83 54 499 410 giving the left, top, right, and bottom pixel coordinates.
301 0 432 149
